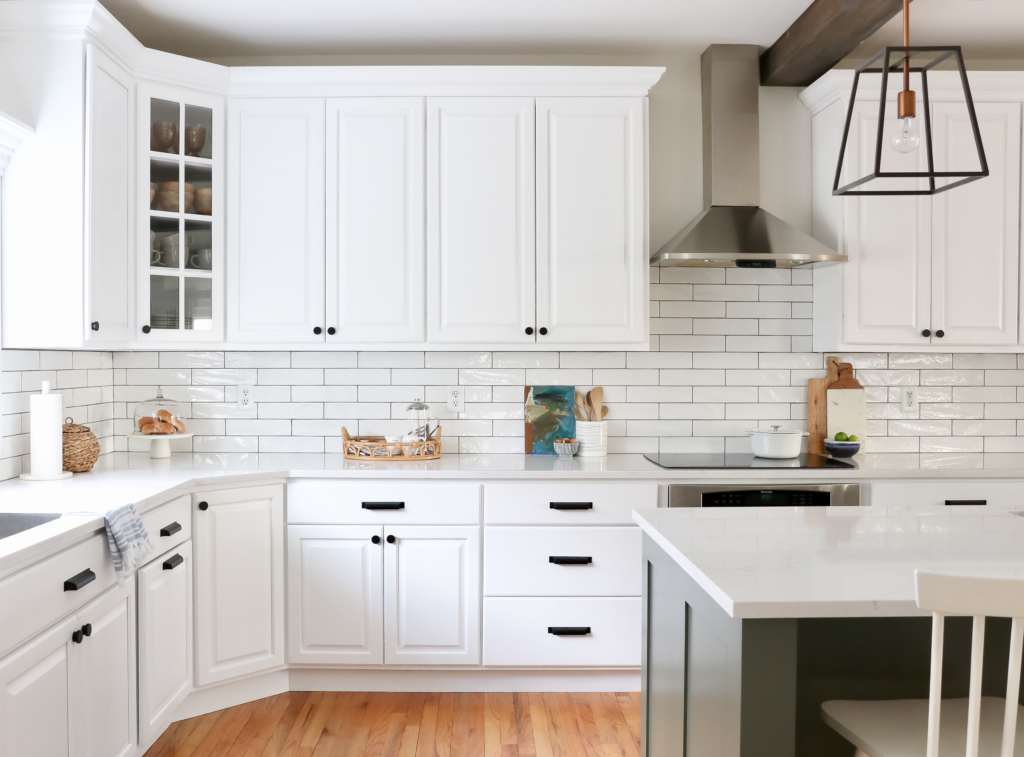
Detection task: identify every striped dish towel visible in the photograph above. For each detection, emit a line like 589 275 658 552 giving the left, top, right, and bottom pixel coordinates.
104 503 153 572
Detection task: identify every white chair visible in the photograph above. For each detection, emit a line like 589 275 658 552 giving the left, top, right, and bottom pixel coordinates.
822 570 1024 757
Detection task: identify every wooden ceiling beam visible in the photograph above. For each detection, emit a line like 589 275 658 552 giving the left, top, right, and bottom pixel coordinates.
760 0 909 86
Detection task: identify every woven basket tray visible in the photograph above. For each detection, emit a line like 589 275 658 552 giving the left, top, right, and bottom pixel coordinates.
342 426 442 460
63 417 100 472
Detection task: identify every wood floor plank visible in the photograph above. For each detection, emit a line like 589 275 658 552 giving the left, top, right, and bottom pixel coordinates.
145 691 641 757
512 694 535 757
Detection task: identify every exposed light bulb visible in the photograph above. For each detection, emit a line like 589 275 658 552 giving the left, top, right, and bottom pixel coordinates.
892 116 920 153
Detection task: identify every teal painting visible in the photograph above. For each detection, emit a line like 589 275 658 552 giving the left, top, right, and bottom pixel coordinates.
525 386 576 455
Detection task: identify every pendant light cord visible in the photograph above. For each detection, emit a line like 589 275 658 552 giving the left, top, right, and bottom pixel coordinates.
902 0 911 92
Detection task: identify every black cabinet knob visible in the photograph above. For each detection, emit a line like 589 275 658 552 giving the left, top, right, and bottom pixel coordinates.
81 623 92 638
371 535 381 544
921 329 931 337
198 501 209 511
525 327 534 335
313 326 322 335
327 327 336 335
539 327 548 335
936 330 945 338
386 535 396 544
72 629 83 644
91 322 99 332
142 325 151 334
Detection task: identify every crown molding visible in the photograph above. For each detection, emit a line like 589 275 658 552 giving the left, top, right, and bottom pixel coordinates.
228 65 667 98
0 111 33 176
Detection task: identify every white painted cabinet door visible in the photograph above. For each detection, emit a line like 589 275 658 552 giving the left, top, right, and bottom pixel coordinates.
931 101 1021 346
427 97 536 343
195 485 285 686
69 578 136 757
842 101 932 345
383 525 480 665
326 98 425 343
0 617 76 757
228 98 325 342
287 525 384 665
86 45 134 342
137 541 192 747
536 97 647 344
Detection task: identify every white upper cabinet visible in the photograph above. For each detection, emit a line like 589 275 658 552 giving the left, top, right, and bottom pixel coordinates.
427 97 537 344
931 101 1021 346
840 101 932 346
228 98 325 342
536 97 647 344
194 485 285 686
326 98 425 343
86 46 133 343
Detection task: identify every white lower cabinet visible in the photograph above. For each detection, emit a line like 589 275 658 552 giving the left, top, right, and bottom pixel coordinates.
0 580 136 757
137 541 192 747
287 525 384 665
195 485 285 686
384 526 481 666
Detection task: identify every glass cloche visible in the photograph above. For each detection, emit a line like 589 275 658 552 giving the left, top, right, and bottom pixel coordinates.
134 388 186 435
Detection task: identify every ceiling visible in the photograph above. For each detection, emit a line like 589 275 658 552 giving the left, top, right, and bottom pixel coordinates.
850 0 1024 62
99 0 818 61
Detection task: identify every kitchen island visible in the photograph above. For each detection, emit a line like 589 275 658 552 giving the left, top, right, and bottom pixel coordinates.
633 504 1024 757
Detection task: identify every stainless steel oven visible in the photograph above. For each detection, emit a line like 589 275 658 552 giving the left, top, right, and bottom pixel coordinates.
668 483 860 508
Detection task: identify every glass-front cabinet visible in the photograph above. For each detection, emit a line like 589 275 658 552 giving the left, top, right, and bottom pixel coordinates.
139 83 223 340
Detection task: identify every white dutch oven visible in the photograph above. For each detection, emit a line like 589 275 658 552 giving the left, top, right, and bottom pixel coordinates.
747 426 809 459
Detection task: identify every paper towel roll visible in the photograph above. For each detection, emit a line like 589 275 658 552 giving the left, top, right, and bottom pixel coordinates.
28 381 64 478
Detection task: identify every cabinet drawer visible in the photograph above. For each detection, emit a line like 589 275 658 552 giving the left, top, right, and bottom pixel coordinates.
0 533 116 656
288 482 480 524
484 527 640 597
485 484 656 525
141 495 191 554
483 597 640 667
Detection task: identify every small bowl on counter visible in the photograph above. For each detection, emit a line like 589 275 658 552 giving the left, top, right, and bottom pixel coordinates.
824 440 861 458
554 440 579 457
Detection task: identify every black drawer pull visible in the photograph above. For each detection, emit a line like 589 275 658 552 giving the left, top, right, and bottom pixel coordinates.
362 502 405 510
72 629 84 644
945 499 986 506
159 522 182 537
549 626 591 636
549 556 593 565
64 569 96 592
163 554 184 571
549 502 593 511
81 623 92 638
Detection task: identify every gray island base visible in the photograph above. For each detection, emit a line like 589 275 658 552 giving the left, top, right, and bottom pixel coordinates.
634 505 1024 757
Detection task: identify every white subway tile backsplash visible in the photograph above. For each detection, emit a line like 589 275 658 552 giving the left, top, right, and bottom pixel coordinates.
324 403 390 419
661 370 725 386
193 403 259 419
888 353 952 369
985 370 1024 386
258 436 325 453
650 283 693 300
693 319 758 335
359 352 425 368
659 335 725 352
726 336 791 352
626 353 693 369
726 370 789 386
889 420 951 436
759 285 812 302
40 351 73 370
660 301 726 318
693 284 757 301
659 268 724 284
983 404 1024 419
627 420 693 436
291 352 358 368
492 353 559 369
225 352 291 368
920 370 984 386
325 369 390 385
921 437 984 453
649 318 693 335
953 419 1016 436
726 268 791 285
919 403 984 420
257 368 323 386
954 354 1017 369
952 386 1016 402
192 368 259 385
522 369 588 386
159 351 224 368
425 352 491 369
758 386 806 403
829 353 889 369
658 403 724 420
727 302 791 319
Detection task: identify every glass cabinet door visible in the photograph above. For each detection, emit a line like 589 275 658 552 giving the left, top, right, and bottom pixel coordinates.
141 85 220 339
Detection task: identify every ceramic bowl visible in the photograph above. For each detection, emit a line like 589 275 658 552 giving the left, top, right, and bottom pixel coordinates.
824 440 861 458
193 187 213 215
554 441 579 457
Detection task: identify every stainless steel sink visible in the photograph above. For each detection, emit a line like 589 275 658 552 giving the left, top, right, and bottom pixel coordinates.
0 513 62 540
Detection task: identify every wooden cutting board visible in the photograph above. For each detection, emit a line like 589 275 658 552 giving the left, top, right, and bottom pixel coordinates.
808 357 840 454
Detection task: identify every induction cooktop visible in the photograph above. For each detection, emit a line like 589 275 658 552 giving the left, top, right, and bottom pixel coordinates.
643 453 857 469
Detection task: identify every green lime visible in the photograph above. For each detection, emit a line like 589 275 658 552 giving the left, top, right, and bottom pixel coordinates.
834 432 849 442
847 435 859 442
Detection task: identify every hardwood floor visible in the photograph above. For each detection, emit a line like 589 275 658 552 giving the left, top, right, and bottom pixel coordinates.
144 691 643 757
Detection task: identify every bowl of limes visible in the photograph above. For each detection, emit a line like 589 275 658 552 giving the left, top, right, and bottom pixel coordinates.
824 432 861 458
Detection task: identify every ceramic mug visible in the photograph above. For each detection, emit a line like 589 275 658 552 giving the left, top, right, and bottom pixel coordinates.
163 233 193 250
189 248 212 270
151 245 180 268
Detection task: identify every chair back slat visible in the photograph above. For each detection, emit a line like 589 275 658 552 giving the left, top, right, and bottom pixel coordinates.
915 571 1024 757
1003 618 1024 757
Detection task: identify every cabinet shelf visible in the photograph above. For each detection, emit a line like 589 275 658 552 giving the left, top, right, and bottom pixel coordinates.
149 267 213 277
149 151 213 169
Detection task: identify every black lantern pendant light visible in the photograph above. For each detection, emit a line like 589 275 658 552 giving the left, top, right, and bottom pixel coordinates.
833 0 988 196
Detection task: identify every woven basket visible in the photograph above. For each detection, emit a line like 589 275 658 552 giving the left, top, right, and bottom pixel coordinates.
341 426 442 460
63 417 100 472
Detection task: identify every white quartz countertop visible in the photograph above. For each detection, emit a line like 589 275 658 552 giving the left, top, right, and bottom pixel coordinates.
632 504 1024 620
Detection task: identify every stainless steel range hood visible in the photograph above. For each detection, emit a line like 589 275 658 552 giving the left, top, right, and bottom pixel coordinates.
652 45 846 268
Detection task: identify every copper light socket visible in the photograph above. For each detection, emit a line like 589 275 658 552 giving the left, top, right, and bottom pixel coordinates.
898 90 917 119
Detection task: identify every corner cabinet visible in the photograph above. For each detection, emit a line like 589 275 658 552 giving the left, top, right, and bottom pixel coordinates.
805 71 1023 351
137 82 225 343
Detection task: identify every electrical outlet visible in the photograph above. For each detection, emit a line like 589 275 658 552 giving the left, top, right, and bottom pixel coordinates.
238 384 255 409
446 386 465 413
901 387 917 411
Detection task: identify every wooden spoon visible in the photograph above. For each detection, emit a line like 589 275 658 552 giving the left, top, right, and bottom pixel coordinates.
600 405 609 420
590 387 603 422
585 390 595 422
575 391 588 421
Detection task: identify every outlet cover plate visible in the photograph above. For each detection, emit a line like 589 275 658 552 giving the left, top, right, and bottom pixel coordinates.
446 386 465 413
238 384 255 409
